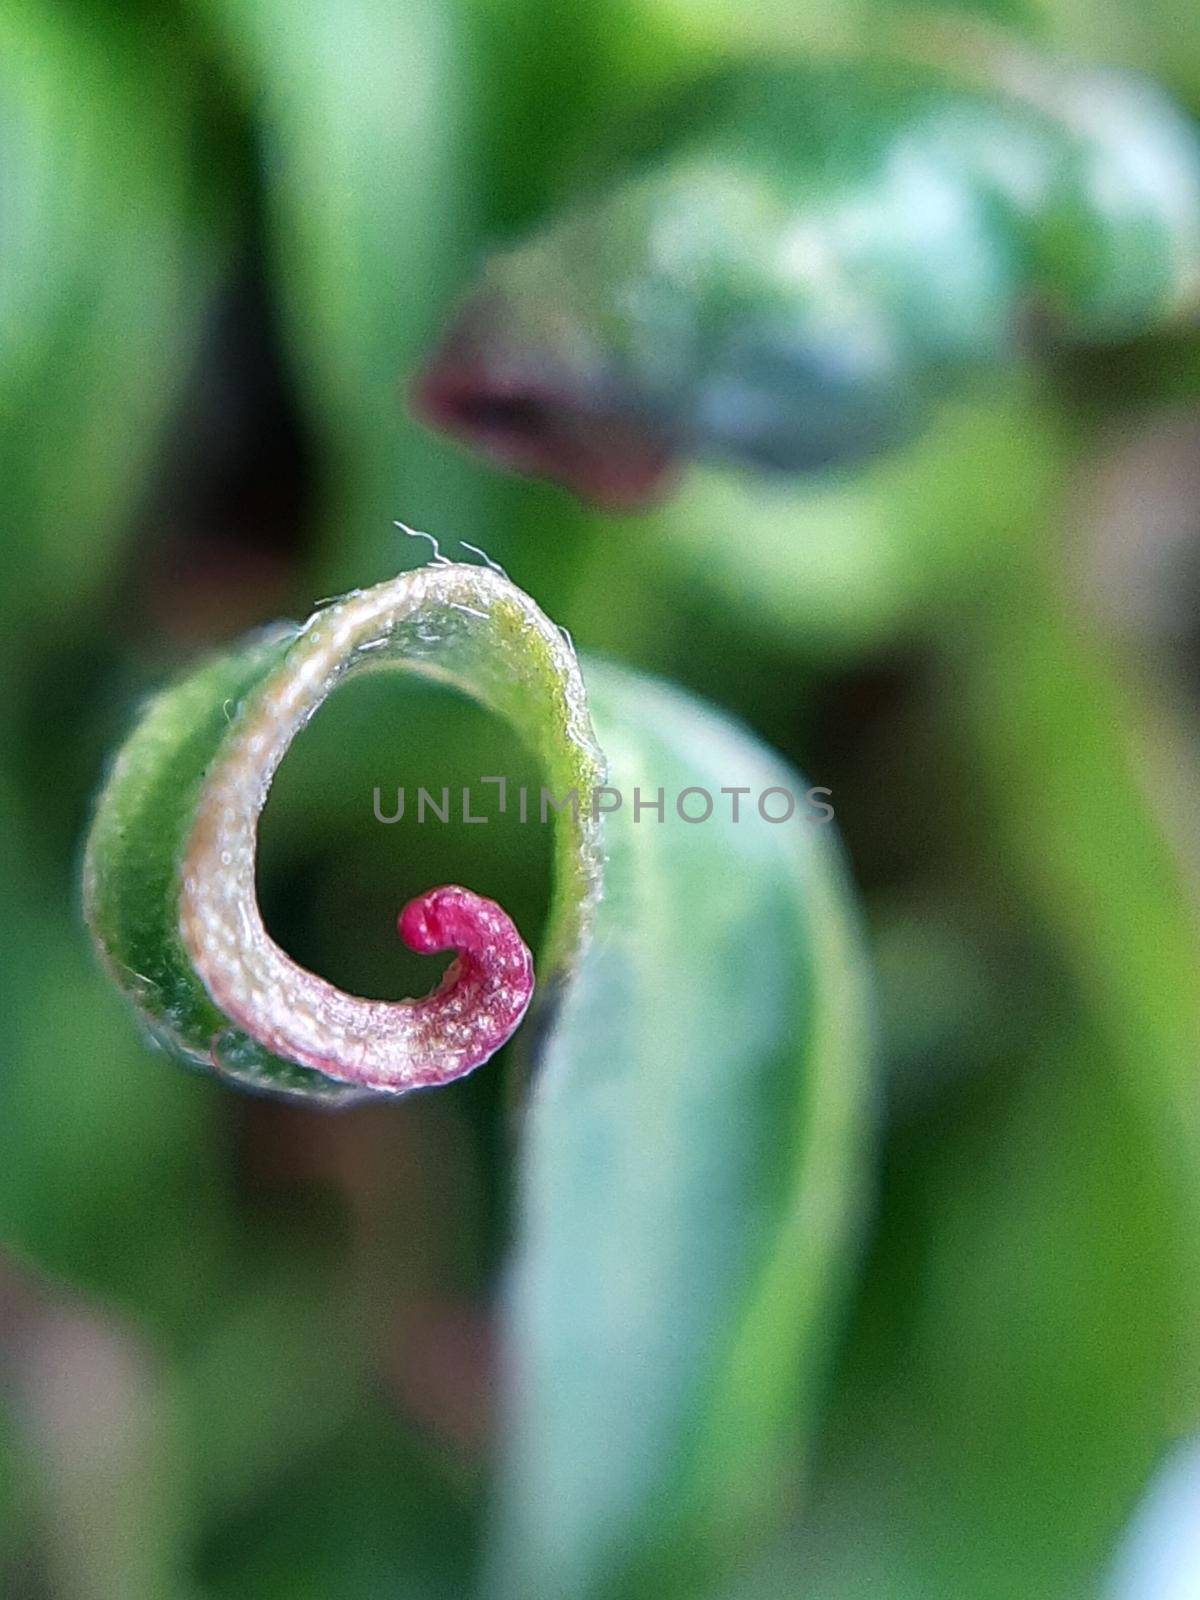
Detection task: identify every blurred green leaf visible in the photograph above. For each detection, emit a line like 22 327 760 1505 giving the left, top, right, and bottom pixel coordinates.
0 0 227 618
737 582 1200 1600
416 48 1200 504
196 0 484 586
960 589 1200 1181
491 659 873 1600
758 1025 1195 1600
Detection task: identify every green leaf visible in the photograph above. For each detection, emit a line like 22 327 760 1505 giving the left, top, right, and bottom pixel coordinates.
748 1027 1195 1600
83 561 873 1596
491 659 873 1600
417 46 1200 500
196 0 479 586
84 558 873 1600
733 582 1200 1600
959 588 1200 1178
0 0 226 618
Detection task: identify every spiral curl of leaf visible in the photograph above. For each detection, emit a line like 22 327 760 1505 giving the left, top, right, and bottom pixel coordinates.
83 561 604 1102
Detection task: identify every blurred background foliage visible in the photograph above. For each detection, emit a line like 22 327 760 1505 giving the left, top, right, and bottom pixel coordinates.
3 0 1200 1596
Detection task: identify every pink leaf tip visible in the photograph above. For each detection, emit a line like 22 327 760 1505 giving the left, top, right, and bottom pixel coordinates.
397 885 534 1079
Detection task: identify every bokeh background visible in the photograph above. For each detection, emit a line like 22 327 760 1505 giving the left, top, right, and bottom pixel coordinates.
4 0 1200 1596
